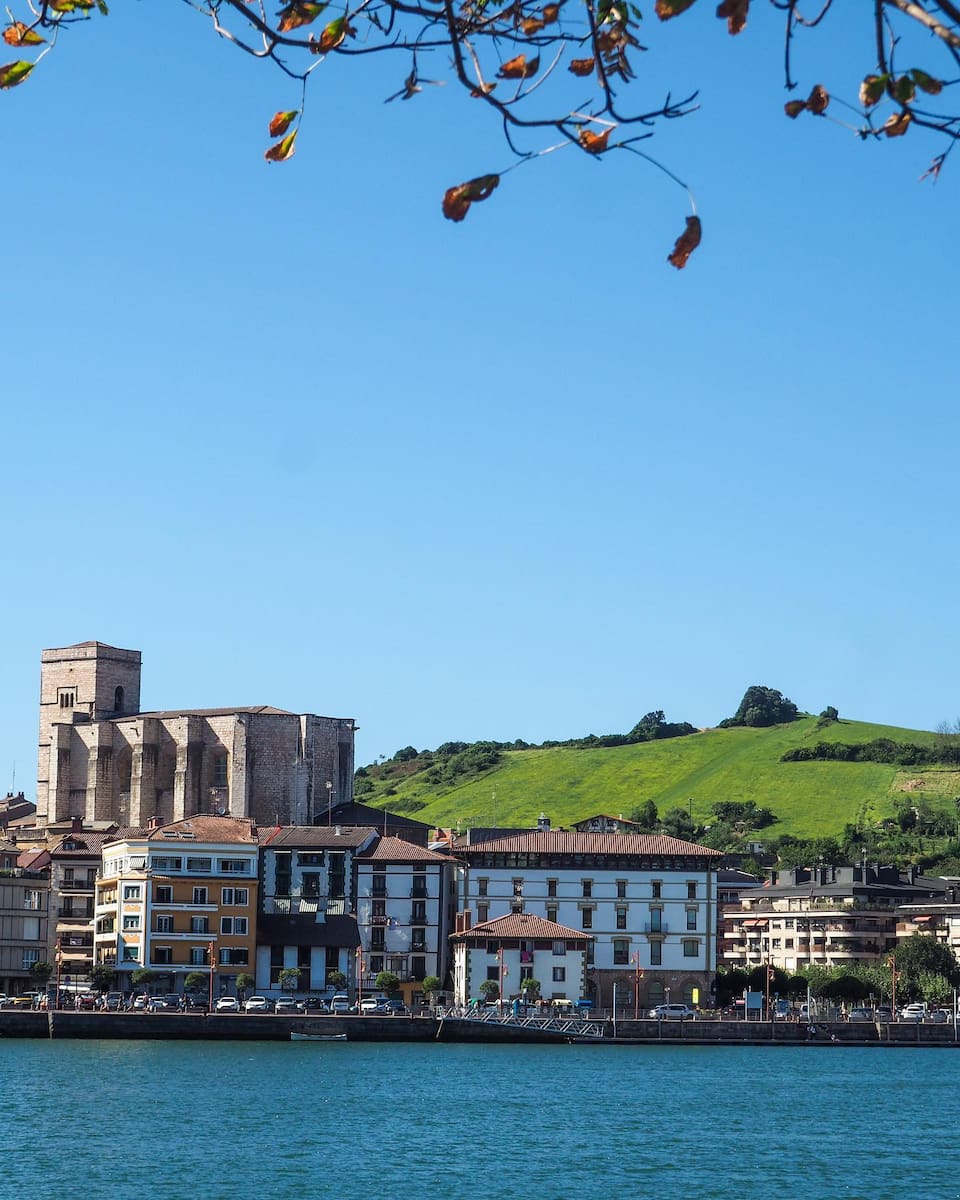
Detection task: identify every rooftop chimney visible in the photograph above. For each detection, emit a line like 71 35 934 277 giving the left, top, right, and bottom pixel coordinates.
536 813 551 832
70 815 83 833
147 815 163 831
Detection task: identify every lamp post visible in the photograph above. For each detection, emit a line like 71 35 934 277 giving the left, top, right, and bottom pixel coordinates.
631 954 643 1019
207 941 216 1010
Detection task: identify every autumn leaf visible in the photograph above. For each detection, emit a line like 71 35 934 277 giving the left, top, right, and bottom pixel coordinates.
0 59 34 88
2 22 45 46
277 0 326 30
667 215 701 269
910 68 943 96
655 0 697 18
858 74 887 108
521 17 545 33
498 53 539 78
805 84 829 114
542 3 560 22
316 15 354 51
783 99 806 119
470 82 498 96
264 129 298 162
883 110 911 138
269 109 299 137
442 173 500 222
579 127 613 153
890 75 916 105
569 56 596 76
716 0 748 35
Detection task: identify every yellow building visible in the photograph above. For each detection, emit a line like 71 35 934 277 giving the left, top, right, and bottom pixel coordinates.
94 816 258 997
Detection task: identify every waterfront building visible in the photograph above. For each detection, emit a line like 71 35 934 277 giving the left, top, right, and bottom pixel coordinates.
47 821 118 988
895 881 960 959
37 640 356 828
0 847 50 996
450 912 593 1005
455 818 721 1009
723 863 949 972
257 825 373 994
94 816 259 996
354 837 456 1005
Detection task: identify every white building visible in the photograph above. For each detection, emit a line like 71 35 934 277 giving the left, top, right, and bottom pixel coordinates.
355 838 455 1005
455 822 721 1009
450 912 593 1006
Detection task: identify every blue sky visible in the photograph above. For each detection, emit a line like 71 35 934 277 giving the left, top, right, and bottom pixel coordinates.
2 2 957 795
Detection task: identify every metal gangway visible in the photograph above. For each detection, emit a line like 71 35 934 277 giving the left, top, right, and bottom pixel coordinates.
435 1005 607 1039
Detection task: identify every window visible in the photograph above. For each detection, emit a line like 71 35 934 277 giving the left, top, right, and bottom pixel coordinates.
372 873 387 896
22 916 40 940
582 880 592 899
512 878 523 898
411 957 426 981
411 901 426 922
213 754 228 788
371 928 385 950
114 685 124 712
412 873 427 897
582 909 593 930
649 908 662 933
153 947 172 965
477 903 489 923
686 908 697 931
477 878 488 897
546 905 558 923
651 880 662 899
683 939 699 958
552 940 566 957
58 688 75 709
411 928 426 951
123 884 141 901
372 899 386 920
192 887 208 905
186 857 212 873
63 867 74 884
122 914 140 930
547 879 558 898
156 916 174 933
190 947 208 966
218 859 249 875
155 885 173 904
616 879 627 899
152 856 182 872
191 916 210 934
369 955 384 974
221 947 249 966
23 890 42 911
552 966 566 982
222 887 249 906
616 907 628 930
687 881 697 900
613 939 629 965
650 941 662 966
221 916 248 935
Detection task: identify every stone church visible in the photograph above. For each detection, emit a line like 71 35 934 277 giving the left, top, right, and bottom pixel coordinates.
36 642 355 829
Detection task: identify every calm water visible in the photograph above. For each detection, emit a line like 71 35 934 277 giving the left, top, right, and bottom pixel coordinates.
1 1039 957 1199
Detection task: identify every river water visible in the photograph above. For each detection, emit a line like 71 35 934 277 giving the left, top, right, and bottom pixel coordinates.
1 1040 955 1199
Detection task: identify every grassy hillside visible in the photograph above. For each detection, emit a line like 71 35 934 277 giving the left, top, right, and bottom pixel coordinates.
359 717 960 840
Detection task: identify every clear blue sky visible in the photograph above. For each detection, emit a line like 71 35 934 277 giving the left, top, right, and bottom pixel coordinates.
2 3 956 797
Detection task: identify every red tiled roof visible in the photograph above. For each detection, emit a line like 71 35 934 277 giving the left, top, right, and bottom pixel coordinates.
145 816 258 843
356 836 454 864
454 912 592 942
459 830 723 857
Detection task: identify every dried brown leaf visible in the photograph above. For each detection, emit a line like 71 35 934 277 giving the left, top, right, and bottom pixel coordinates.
716 0 748 34
667 215 701 269
568 56 596 77
498 53 539 78
784 99 807 119
579 127 613 153
883 110 912 138
806 84 829 114
442 174 500 221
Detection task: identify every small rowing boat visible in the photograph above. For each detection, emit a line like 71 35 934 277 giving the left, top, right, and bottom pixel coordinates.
290 1032 348 1042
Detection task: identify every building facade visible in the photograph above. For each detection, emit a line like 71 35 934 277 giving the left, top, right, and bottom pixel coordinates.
257 825 373 994
456 822 721 1009
37 641 356 828
450 912 593 1006
354 837 455 1003
0 852 50 996
94 816 259 996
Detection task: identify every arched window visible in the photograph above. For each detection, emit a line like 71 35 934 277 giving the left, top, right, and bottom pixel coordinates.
114 686 124 712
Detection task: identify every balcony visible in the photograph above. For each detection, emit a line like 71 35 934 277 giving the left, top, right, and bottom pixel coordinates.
60 879 97 891
58 908 93 920
644 923 668 935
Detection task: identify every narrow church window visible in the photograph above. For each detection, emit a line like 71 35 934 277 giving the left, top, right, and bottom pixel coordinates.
114 686 124 712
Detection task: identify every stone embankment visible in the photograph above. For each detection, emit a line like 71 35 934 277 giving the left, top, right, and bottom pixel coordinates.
1 1011 958 1045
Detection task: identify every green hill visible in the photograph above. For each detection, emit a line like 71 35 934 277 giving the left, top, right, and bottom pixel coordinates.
357 717 960 842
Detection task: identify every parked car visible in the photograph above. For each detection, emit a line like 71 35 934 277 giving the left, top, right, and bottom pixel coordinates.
876 1006 893 1022
274 996 297 1014
848 1007 874 1022
8 995 35 1009
330 994 351 1013
244 995 273 1013
295 996 328 1012
383 998 408 1015
900 1003 927 1021
101 992 125 1011
130 994 150 1011
182 995 209 1013
649 1003 696 1020
358 997 386 1013
147 996 173 1012
925 1008 950 1023
76 993 99 1011
215 996 240 1013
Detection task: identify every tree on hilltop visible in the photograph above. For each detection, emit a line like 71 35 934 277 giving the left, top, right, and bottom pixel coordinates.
3 2 960 264
720 686 799 729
